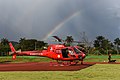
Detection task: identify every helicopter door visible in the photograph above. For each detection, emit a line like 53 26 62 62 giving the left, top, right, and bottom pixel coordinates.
61 49 68 58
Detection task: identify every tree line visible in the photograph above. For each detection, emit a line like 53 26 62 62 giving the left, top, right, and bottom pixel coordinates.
64 35 120 55
0 36 120 56
0 38 48 56
93 36 120 54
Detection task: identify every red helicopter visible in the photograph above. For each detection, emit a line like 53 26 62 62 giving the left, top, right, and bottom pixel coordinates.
9 37 86 65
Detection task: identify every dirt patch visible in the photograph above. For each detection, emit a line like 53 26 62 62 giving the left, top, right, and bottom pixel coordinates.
0 62 119 71
0 62 95 71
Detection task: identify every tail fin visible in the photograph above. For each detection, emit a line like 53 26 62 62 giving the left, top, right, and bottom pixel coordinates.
9 42 16 53
9 42 16 60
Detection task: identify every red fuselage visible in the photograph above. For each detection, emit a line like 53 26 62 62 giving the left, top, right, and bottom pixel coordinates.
9 43 85 62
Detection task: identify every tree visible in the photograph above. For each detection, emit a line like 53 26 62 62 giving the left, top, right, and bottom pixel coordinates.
35 41 48 50
65 36 74 46
19 38 48 51
94 36 105 48
114 38 120 46
114 38 120 54
19 39 37 51
1 38 9 45
0 38 10 56
93 36 112 54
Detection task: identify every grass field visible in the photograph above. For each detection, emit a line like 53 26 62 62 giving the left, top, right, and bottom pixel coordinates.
0 64 120 80
85 55 120 62
0 55 120 80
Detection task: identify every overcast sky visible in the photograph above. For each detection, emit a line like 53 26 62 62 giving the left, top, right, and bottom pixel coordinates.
0 0 120 42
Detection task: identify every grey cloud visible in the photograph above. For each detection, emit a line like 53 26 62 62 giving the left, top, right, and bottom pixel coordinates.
0 0 120 42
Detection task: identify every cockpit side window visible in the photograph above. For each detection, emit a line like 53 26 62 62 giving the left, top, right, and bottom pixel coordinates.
61 48 69 58
68 49 74 55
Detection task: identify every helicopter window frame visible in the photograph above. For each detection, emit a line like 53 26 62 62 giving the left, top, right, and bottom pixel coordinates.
73 47 80 54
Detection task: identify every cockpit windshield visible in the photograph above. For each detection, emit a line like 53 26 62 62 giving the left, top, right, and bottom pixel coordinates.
73 47 80 54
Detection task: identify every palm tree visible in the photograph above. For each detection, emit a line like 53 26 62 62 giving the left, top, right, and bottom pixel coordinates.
1 38 9 45
65 36 74 43
65 36 74 46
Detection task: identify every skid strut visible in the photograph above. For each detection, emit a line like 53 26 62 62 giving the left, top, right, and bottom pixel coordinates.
49 61 78 66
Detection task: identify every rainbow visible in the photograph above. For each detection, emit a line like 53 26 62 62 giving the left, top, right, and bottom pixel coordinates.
42 11 80 40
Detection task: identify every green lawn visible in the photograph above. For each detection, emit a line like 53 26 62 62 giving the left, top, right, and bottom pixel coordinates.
0 56 53 63
0 64 119 80
0 55 120 80
85 55 120 62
